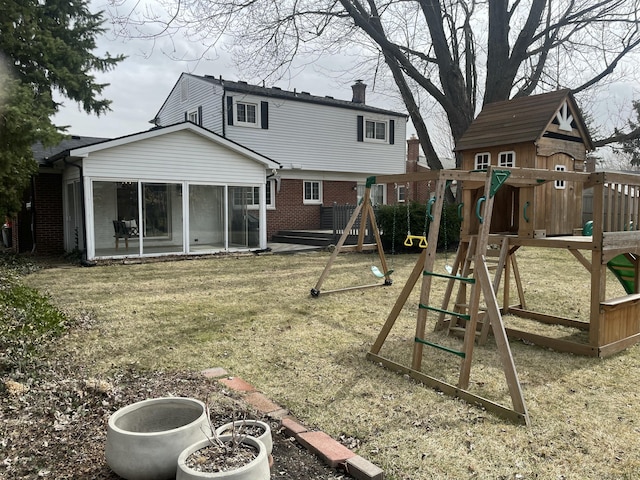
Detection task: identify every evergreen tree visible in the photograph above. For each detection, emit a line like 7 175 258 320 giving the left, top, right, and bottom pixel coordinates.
0 0 124 215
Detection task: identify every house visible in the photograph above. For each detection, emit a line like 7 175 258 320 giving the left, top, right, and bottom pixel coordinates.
12 75 407 261
454 89 594 237
19 123 280 261
153 74 407 238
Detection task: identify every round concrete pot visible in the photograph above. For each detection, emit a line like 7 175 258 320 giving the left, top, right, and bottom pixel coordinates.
106 397 210 480
176 435 270 480
215 419 272 455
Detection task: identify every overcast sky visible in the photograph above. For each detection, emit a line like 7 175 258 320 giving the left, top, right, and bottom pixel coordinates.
53 1 638 158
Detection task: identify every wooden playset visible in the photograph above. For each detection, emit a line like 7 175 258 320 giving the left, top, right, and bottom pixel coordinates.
314 90 640 424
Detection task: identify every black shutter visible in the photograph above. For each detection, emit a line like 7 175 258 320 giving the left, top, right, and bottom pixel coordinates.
357 115 364 142
197 106 203 126
261 101 269 129
226 96 234 125
184 111 188 122
389 119 395 145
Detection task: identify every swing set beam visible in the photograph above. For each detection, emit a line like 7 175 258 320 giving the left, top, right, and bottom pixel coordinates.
310 184 392 297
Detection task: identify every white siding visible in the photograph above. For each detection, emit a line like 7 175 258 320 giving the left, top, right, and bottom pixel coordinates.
82 130 265 184
156 75 224 134
223 92 405 176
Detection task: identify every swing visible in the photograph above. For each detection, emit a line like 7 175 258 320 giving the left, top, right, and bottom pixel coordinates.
403 185 429 249
442 189 453 274
372 187 401 278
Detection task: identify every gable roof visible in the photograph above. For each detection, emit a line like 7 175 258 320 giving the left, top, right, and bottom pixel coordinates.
59 122 281 169
454 89 594 152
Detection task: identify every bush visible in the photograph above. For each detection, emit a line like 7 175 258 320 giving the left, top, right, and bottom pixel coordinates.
376 201 461 253
0 254 67 372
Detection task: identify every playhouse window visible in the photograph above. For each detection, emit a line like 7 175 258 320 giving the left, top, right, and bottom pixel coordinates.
555 165 566 189
499 151 515 167
303 180 322 204
474 153 490 170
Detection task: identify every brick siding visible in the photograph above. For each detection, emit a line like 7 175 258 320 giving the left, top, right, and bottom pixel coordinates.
267 179 357 239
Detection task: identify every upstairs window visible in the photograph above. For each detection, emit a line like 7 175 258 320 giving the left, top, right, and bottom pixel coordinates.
357 116 394 144
366 120 386 141
499 151 515 167
236 102 257 126
474 153 490 170
187 110 199 124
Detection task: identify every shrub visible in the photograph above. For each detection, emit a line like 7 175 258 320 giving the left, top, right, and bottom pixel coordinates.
0 254 67 372
376 201 461 253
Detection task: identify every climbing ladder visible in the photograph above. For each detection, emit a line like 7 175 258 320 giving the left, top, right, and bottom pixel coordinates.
367 168 530 425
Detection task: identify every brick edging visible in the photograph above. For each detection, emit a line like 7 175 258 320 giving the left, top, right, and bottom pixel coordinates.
202 367 384 480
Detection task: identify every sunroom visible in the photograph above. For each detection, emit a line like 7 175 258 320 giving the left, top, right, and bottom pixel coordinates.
58 123 280 261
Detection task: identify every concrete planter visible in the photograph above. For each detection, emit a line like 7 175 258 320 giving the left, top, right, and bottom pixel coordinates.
176 435 270 480
106 397 210 480
215 419 272 455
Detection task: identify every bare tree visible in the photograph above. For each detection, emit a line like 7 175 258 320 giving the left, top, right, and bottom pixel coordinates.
111 0 640 169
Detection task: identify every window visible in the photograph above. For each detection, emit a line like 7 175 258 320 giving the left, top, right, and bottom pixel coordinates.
397 184 406 203
474 153 490 170
357 183 385 206
187 110 199 124
303 180 322 204
365 120 386 141
555 165 566 189
246 181 275 209
236 102 257 125
498 151 515 167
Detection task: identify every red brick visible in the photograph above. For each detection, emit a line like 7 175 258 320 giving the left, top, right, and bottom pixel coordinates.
345 455 384 480
201 367 228 378
243 391 282 414
218 376 256 392
281 417 308 437
296 431 356 469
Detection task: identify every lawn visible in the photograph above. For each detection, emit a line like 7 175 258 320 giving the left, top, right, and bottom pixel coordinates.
24 248 640 479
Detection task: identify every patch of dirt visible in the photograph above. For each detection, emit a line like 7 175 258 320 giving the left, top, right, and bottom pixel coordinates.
0 361 348 479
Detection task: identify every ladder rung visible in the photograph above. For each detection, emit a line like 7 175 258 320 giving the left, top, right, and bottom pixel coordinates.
448 326 481 337
419 304 471 320
414 336 466 358
454 303 488 312
423 271 475 284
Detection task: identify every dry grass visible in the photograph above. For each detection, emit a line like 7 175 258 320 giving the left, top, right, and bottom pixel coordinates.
25 248 640 480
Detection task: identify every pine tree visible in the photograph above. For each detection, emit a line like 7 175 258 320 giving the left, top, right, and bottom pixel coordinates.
0 0 124 214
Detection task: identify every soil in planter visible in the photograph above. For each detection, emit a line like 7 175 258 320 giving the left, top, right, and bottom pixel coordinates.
186 441 258 473
219 424 265 438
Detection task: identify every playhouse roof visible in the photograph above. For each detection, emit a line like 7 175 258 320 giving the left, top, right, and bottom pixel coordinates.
454 89 594 152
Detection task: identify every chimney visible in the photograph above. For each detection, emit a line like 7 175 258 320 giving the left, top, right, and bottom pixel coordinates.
407 135 420 171
351 80 367 104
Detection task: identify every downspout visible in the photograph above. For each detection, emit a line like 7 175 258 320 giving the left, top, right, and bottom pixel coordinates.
29 175 36 253
63 159 94 266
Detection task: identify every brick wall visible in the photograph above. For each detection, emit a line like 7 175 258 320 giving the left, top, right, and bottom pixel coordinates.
12 173 64 256
266 179 357 239
32 173 65 256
